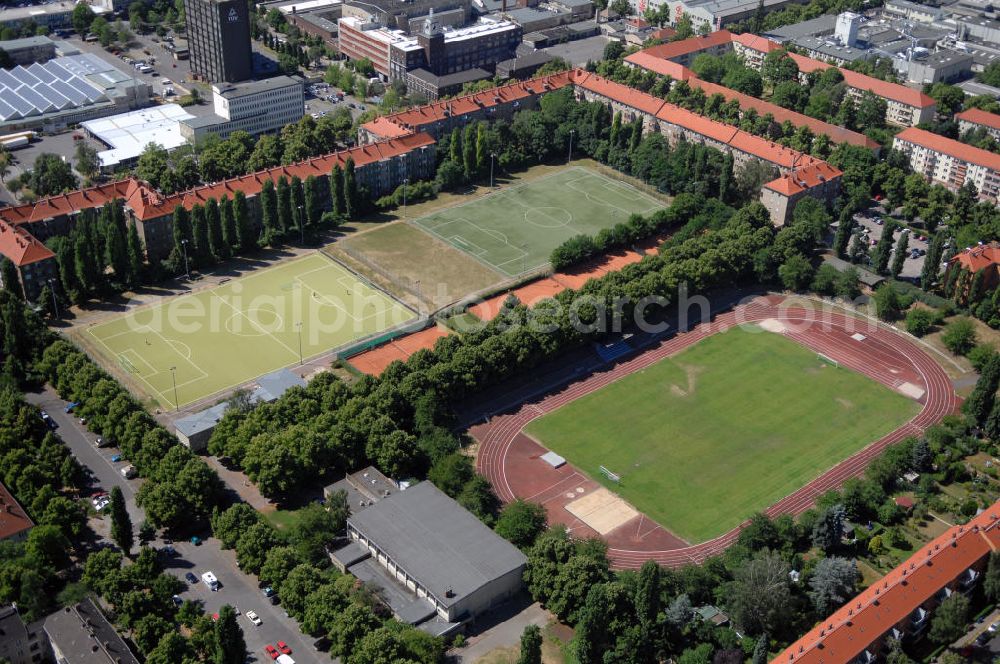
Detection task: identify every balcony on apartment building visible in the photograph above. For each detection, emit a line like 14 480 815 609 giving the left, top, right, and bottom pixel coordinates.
959 567 980 594
910 606 929 634
851 650 876 664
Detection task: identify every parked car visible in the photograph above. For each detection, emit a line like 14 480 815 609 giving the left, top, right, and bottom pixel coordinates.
277 641 292 655
185 572 199 584
246 610 262 626
94 497 111 511
265 645 279 660
172 594 183 606
162 544 177 557
111 454 122 462
64 402 79 412
190 536 202 545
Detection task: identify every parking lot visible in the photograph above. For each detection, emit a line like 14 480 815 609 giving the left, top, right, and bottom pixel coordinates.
851 210 931 281
26 387 330 664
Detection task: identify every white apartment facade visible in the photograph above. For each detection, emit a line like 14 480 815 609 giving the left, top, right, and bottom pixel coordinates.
894 127 1000 200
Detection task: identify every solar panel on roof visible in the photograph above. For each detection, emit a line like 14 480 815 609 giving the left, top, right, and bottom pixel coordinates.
0 70 22 89
67 76 104 102
5 91 39 117
49 78 87 105
43 61 74 82
14 85 53 113
34 82 72 110
10 66 40 87
26 62 55 84
0 98 20 121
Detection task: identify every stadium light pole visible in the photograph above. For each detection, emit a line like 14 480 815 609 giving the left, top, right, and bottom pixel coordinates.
568 129 575 163
170 366 178 412
296 204 304 245
402 178 409 219
180 239 190 280
490 153 496 190
47 279 59 318
295 321 303 365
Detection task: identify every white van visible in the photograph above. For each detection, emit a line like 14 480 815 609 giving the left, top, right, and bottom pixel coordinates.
202 571 219 591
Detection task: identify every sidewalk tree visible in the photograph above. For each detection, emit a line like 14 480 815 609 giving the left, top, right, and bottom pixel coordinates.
213 604 246 664
109 486 133 554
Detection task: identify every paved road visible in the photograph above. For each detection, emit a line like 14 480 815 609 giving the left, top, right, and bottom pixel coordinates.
26 386 329 664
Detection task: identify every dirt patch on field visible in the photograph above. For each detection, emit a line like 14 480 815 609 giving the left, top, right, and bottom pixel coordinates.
669 363 700 398
330 222 505 311
836 397 855 409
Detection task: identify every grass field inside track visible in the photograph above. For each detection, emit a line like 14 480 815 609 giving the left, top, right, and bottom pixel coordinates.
524 326 921 543
411 166 664 277
84 253 415 408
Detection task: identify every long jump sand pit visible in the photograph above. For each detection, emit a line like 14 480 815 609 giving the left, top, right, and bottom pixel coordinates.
565 487 639 535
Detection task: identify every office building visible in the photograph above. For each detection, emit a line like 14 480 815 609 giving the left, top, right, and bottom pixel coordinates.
179 75 304 142
340 0 471 32
778 502 1000 664
82 104 196 172
338 14 520 82
894 126 1000 201
183 0 253 83
641 0 810 32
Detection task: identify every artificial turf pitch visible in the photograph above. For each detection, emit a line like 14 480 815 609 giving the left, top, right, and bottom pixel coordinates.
524 326 921 543
411 166 664 277
84 253 415 409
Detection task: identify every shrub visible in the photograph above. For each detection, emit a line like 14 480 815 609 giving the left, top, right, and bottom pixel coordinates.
941 317 977 355
905 308 935 337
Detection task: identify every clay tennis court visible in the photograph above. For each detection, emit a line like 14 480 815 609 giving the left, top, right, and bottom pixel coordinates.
473 295 959 569
552 250 646 290
348 324 451 375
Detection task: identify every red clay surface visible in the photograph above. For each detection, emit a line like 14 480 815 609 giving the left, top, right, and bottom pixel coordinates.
348 325 450 375
470 278 567 322
473 295 960 569
552 250 645 290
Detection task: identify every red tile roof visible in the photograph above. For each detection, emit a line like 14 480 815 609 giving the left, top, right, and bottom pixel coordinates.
0 482 33 541
896 126 1000 174
0 218 55 267
948 242 1000 272
763 161 842 196
652 27 677 41
623 50 695 80
633 30 734 62
783 51 934 109
0 179 136 226
729 32 935 109
957 107 1000 132
689 77 879 150
361 70 577 139
777 503 1000 664
732 32 783 53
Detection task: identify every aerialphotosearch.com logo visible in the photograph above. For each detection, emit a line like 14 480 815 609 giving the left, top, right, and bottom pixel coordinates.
120 278 884 348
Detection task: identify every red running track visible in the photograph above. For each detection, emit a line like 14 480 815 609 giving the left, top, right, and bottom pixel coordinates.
473 296 960 569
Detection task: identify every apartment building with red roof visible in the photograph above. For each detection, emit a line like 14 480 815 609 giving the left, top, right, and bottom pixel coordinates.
0 482 33 544
0 133 437 278
777 502 1000 664
944 242 1000 295
894 127 1000 201
626 30 936 127
0 219 57 302
957 108 1000 143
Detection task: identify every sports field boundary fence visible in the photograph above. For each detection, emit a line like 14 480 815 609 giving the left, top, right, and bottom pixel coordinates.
331 241 427 310
334 317 433 360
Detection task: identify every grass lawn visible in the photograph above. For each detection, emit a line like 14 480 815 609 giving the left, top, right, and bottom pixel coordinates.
82 253 414 408
525 326 921 543
331 221 506 309
412 166 663 278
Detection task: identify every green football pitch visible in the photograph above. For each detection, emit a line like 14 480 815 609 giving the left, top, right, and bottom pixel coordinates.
84 253 415 409
525 327 921 543
411 167 664 277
